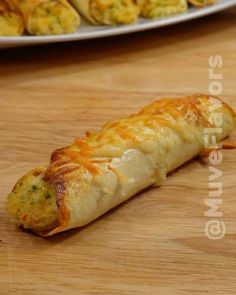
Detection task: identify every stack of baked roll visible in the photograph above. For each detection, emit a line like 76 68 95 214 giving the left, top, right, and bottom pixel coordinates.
0 0 217 36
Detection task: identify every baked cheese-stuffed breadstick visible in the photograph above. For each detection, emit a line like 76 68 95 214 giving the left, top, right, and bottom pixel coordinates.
69 0 139 25
187 0 216 7
137 0 187 18
9 0 80 35
0 0 24 36
7 94 236 236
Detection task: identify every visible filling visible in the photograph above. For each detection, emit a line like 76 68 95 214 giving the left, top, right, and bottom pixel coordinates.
188 0 215 7
7 171 59 232
28 0 79 35
90 0 139 24
139 0 187 18
0 12 23 36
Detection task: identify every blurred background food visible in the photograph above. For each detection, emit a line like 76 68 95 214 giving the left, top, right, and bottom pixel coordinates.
70 0 140 25
187 0 216 7
9 0 80 35
0 0 217 36
137 0 188 18
0 0 24 36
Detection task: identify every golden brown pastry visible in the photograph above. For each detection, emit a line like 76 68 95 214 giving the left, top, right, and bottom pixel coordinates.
9 0 80 35
7 94 236 236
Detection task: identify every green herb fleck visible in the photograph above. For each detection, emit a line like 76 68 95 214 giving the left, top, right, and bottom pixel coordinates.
31 185 38 192
45 192 51 200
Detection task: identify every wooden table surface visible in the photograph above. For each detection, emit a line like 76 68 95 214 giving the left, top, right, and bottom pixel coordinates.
1 6 236 295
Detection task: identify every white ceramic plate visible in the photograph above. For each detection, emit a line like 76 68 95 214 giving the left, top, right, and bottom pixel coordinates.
1 0 236 48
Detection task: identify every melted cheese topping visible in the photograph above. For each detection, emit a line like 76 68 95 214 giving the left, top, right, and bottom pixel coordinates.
138 0 187 18
58 95 234 176
28 0 79 35
90 0 139 24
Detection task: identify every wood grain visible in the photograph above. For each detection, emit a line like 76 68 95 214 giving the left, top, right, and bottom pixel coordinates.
1 7 236 295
